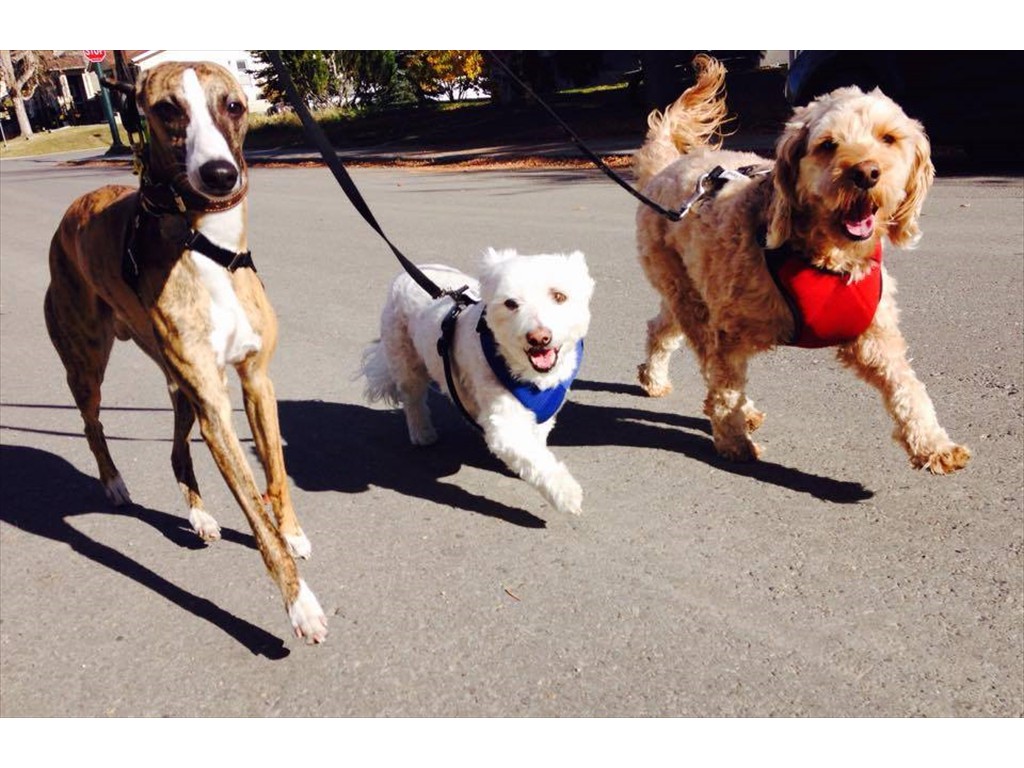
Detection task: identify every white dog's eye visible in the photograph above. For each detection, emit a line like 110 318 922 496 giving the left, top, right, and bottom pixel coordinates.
551 290 568 304
881 133 897 145
818 138 838 153
504 298 519 311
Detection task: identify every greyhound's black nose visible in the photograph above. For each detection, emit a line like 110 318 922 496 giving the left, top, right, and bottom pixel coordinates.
199 159 238 194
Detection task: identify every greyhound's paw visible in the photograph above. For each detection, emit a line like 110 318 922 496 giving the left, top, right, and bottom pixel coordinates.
189 508 222 542
288 580 328 645
285 531 312 559
104 474 132 506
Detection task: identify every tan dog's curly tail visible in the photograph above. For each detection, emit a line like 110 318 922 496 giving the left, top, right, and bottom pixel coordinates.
634 54 729 188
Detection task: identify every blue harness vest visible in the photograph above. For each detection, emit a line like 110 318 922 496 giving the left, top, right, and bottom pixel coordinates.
476 313 583 424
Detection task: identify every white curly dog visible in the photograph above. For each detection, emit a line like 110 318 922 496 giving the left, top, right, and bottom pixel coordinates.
362 248 595 516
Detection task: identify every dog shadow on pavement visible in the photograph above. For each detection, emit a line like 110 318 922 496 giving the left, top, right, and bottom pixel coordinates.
557 379 873 504
0 443 290 659
276 396 548 528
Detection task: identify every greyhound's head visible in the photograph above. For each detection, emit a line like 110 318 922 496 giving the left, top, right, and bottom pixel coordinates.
136 61 249 209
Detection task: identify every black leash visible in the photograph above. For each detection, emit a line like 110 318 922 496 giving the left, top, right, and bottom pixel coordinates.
267 52 483 429
485 51 690 223
267 51 471 306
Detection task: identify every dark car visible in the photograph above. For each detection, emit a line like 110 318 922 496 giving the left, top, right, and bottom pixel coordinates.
786 51 1024 162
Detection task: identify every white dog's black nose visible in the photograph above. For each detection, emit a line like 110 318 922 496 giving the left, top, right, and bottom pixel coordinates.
199 159 238 194
849 161 881 190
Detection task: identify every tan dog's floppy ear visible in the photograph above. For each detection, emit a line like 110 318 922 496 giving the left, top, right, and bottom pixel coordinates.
766 118 807 248
888 120 934 248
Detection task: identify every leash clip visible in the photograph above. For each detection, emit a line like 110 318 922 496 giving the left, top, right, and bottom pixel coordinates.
671 165 762 221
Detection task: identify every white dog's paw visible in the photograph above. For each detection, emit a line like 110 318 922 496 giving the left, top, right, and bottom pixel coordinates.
548 466 584 516
104 474 132 506
189 507 222 542
288 580 328 644
285 531 312 559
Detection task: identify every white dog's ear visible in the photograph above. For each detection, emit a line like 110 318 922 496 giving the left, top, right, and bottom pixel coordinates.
481 247 516 270
565 250 595 298
766 117 807 249
565 250 589 273
888 120 934 249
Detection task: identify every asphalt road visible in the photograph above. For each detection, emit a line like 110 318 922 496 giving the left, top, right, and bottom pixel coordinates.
1 151 1021 718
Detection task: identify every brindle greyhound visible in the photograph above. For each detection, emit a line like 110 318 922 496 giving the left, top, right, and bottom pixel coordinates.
44 61 328 643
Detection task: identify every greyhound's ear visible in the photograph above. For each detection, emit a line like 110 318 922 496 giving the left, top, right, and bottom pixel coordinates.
134 69 151 108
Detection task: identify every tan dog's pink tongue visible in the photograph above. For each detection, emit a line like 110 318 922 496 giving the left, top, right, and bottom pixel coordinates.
845 213 875 239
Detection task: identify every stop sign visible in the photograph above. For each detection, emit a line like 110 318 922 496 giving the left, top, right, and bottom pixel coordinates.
83 50 106 64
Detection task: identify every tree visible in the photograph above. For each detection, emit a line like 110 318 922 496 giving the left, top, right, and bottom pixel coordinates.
250 50 340 109
0 50 56 139
335 51 412 109
404 50 485 102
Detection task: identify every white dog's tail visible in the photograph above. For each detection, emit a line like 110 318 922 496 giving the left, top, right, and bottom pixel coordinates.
360 339 401 407
633 54 730 187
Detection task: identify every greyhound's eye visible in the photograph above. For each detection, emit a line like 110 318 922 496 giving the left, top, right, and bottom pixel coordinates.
503 298 519 311
151 100 183 123
226 99 245 118
551 290 568 304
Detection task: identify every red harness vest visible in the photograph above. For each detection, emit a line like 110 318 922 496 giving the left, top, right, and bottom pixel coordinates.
765 240 883 348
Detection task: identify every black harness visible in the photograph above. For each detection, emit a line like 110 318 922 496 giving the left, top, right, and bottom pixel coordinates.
122 182 255 292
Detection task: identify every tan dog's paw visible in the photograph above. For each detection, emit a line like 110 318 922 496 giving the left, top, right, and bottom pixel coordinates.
637 363 672 398
913 444 971 474
743 406 766 433
714 435 762 462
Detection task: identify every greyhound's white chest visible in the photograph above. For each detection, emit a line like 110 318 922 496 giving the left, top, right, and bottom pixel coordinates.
188 210 261 368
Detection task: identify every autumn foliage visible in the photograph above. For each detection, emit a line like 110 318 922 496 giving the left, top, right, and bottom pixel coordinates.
403 50 486 102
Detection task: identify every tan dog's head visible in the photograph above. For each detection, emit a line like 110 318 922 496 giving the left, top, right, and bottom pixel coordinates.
136 61 249 204
767 86 934 253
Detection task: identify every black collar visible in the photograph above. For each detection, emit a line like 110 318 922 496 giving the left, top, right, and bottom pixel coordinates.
182 229 254 272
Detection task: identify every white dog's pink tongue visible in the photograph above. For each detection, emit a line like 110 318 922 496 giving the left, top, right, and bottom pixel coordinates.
529 347 557 371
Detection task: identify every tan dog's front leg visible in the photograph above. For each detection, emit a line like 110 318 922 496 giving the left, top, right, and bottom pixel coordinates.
837 295 970 474
701 350 762 461
638 303 683 398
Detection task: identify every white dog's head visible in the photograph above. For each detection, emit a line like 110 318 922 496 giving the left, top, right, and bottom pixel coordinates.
478 248 595 388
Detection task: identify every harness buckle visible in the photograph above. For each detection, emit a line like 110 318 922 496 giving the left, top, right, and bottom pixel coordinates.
671 164 769 221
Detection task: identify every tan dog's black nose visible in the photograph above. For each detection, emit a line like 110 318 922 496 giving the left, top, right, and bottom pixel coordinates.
200 159 238 194
527 327 552 347
849 161 881 190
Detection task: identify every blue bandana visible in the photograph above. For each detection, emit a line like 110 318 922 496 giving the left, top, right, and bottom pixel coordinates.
477 313 583 423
